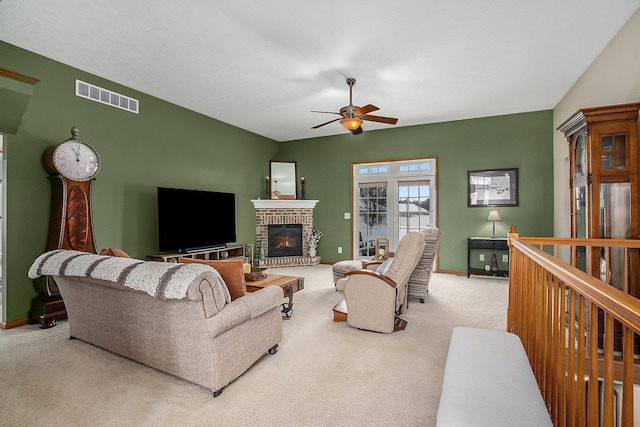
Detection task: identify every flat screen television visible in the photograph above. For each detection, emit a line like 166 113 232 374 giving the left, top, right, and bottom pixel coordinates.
157 186 237 253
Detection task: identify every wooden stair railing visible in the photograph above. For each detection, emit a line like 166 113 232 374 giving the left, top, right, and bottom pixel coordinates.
508 232 640 427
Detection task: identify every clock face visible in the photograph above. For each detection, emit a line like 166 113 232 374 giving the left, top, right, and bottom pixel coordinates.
53 141 100 181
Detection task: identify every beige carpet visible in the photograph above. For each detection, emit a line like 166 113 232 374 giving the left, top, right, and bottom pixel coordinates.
0 265 508 426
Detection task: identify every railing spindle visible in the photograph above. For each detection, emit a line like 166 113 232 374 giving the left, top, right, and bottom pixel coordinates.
603 313 615 427
575 293 586 427
588 301 599 426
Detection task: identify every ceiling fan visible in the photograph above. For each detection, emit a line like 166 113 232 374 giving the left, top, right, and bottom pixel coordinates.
311 77 398 135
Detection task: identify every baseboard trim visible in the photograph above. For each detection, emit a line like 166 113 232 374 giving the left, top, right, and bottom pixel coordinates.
437 269 466 276
1 318 29 329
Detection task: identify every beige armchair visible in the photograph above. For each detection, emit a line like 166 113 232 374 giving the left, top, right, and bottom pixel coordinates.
334 227 440 303
408 227 440 303
340 232 426 333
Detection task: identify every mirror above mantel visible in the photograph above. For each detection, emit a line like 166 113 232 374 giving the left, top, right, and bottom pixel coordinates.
270 161 297 199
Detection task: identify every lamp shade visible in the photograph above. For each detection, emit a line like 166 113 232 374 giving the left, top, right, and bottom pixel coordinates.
340 117 363 131
487 210 501 221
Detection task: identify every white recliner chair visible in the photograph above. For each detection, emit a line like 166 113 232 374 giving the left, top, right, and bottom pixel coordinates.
334 227 440 303
338 232 426 333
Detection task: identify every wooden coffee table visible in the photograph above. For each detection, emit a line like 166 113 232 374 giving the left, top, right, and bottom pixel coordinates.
246 274 304 318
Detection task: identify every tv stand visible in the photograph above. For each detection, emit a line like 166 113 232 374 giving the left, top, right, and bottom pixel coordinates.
184 244 226 254
148 245 244 263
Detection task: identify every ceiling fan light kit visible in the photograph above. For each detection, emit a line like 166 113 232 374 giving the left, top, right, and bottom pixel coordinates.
340 116 363 131
312 77 398 135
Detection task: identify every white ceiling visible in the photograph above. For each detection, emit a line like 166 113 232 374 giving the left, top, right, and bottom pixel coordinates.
1 1 639 142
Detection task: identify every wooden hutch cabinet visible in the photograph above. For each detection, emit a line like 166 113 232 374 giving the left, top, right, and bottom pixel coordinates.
558 102 640 296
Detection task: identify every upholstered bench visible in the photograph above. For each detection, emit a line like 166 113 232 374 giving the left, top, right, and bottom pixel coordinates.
436 327 552 427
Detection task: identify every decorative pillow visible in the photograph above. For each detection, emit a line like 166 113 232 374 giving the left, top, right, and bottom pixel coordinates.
100 248 130 258
178 257 247 301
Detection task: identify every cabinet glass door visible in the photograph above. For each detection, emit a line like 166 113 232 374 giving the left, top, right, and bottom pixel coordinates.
600 182 631 290
574 185 588 272
575 135 586 176
600 134 627 170
574 186 588 239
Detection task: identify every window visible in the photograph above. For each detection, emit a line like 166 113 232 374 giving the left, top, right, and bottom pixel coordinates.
359 165 388 174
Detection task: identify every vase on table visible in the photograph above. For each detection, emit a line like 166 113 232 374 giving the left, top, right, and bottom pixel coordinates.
491 253 498 273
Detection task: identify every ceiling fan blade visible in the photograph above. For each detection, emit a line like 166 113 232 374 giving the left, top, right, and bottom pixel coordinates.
311 110 341 115
311 117 341 129
352 126 363 135
363 114 398 125
355 104 379 115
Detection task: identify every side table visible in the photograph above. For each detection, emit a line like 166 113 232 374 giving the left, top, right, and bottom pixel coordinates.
467 237 509 278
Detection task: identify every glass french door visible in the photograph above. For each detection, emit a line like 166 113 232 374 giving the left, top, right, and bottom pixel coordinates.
354 158 437 259
397 179 432 240
357 183 387 257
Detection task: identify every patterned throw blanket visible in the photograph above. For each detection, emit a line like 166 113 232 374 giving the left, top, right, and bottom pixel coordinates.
28 249 231 302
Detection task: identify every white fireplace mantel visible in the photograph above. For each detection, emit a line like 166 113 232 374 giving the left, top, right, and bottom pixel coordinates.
251 199 318 209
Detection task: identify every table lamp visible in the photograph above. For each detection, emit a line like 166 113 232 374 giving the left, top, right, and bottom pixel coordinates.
487 210 501 238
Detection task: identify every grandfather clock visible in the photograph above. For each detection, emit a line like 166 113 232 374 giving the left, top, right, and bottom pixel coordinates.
558 102 640 351
28 127 100 328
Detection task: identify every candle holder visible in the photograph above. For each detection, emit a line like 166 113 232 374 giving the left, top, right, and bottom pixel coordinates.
271 180 280 199
300 177 306 200
265 176 270 199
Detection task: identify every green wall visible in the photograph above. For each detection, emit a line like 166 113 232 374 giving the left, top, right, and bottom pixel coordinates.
1 42 279 324
1 40 554 325
277 110 554 270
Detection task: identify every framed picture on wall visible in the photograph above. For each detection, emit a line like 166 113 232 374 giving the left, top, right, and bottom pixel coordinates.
467 168 519 207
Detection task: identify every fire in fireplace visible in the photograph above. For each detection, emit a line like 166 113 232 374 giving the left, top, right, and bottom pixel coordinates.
268 224 303 257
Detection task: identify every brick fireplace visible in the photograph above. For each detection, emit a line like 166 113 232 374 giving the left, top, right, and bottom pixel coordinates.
252 199 320 267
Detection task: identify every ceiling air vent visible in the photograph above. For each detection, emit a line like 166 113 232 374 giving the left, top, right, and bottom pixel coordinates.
75 79 139 114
